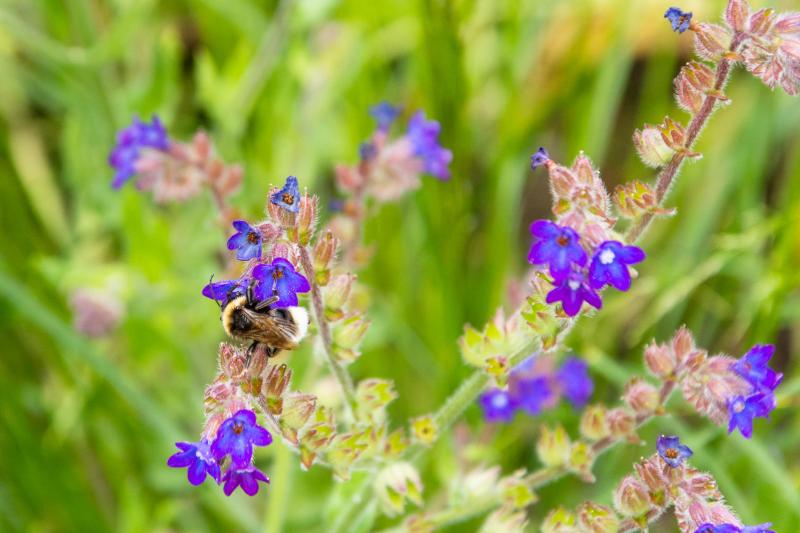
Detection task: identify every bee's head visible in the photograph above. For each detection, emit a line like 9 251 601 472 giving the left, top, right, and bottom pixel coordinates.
221 295 249 337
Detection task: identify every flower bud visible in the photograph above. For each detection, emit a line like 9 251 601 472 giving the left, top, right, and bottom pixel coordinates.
725 0 750 32
256 221 281 244
453 466 501 505
607 407 638 442
374 462 424 516
613 475 651 517
480 506 527 533
576 502 620 533
633 126 674 167
325 273 355 316
541 506 577 533
635 456 668 494
279 393 316 444
313 229 339 281
410 415 438 446
333 313 370 350
749 8 776 36
204 375 234 409
327 431 370 481
675 61 716 113
219 343 246 382
580 404 611 441
547 163 578 199
567 442 596 483
356 378 398 424
657 116 688 152
263 364 292 415
485 355 510 387
536 425 571 467
245 343 271 382
384 428 410 458
335 163 364 191
684 470 720 500
644 341 676 378
694 23 733 61
623 379 660 416
293 193 318 245
298 419 336 470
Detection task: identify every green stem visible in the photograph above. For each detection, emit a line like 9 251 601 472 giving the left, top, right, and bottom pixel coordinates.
264 444 292 533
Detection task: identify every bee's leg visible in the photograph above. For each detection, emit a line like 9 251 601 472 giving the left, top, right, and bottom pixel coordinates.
266 346 279 358
245 341 259 367
246 279 257 307
254 294 279 312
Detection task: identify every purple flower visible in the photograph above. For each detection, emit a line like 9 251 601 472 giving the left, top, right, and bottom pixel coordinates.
370 102 401 132
211 410 273 468
227 220 263 261
727 393 775 439
546 271 602 317
556 357 593 408
588 241 646 291
733 344 782 392
109 116 170 189
167 440 221 485
407 111 452 180
528 220 587 281
695 525 774 533
509 374 553 416
252 257 311 308
657 434 693 467
202 277 248 305
530 147 550 170
664 7 692 33
359 141 377 161
479 389 517 423
222 465 270 496
270 176 301 213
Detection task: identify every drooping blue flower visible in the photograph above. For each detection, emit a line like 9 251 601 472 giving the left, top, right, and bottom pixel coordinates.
270 176 301 213
528 220 587 281
732 344 782 392
556 357 594 408
211 409 273 468
359 141 377 161
407 111 452 180
370 102 401 132
167 439 221 485
546 271 602 317
657 434 693 467
109 116 170 189
202 277 249 305
221 465 270 496
530 147 550 170
695 524 774 533
509 374 554 416
727 393 775 439
479 389 517 423
227 220 263 261
252 257 311 308
664 7 692 33
588 241 646 291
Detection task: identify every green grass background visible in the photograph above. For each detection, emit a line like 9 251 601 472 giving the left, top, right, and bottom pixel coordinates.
0 0 798 531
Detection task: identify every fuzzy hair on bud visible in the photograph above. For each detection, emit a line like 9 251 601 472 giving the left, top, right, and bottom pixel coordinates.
633 126 675 167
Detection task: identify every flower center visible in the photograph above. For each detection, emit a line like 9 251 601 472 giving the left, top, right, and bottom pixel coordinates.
282 193 295 205
599 249 615 265
247 231 260 244
733 399 745 413
492 394 509 409
272 268 284 281
556 234 570 247
568 280 581 291
233 422 244 435
664 448 678 459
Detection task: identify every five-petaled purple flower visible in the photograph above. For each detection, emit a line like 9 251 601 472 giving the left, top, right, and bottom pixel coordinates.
252 257 311 308
727 344 781 439
727 393 774 439
588 241 646 291
556 357 594 408
407 111 452 180
109 116 170 189
657 434 693 468
664 7 692 33
695 524 774 533
479 389 517 423
530 147 550 170
271 176 301 213
546 271 602 317
227 220 263 261
202 277 248 305
222 465 271 496
211 409 273 468
370 102 401 132
167 439 221 485
733 344 782 392
528 220 587 281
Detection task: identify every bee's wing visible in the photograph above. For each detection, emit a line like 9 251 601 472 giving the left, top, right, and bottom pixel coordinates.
241 308 297 349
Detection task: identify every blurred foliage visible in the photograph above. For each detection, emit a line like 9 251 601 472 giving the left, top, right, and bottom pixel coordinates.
0 0 798 531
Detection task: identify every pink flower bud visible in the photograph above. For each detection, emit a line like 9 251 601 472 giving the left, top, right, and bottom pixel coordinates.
633 126 674 168
607 407 638 442
613 475 651 517
580 404 611 441
264 363 293 415
547 163 578 199
725 0 750 32
749 8 777 36
279 393 317 444
295 193 318 245
335 163 364 192
333 313 370 351
644 341 676 378
313 229 339 273
256 222 282 245
635 456 668 494
684 470 721 500
694 23 733 61
325 273 356 313
576 502 620 533
774 12 800 35
657 117 687 152
623 379 660 416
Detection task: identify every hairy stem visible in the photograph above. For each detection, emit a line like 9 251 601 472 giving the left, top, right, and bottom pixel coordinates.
298 244 358 421
625 32 745 243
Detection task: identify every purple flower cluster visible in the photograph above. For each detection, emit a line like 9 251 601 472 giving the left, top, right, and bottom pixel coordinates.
479 356 593 423
695 524 774 533
664 7 693 33
727 345 782 439
168 409 272 496
528 219 645 317
109 116 170 189
407 111 452 180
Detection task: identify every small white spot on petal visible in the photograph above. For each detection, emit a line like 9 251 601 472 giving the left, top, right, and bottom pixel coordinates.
568 280 581 291
599 249 615 265
492 394 509 409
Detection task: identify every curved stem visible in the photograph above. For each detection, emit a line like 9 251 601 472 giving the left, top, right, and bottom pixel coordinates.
297 244 358 421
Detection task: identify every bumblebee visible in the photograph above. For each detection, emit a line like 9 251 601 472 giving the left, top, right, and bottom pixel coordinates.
219 281 309 361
